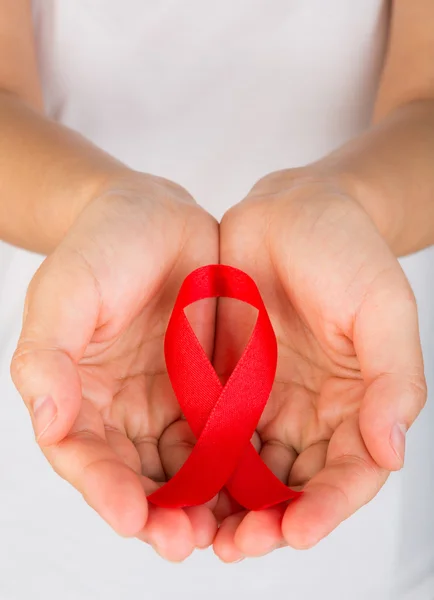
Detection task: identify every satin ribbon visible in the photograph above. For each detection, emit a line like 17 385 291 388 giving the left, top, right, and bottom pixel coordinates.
149 265 300 510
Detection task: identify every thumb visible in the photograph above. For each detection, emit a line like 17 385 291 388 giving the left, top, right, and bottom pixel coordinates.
357 276 427 471
11 249 100 445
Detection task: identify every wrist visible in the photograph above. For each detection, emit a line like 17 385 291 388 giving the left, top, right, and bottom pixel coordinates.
55 170 203 258
322 168 406 255
288 164 407 255
37 163 137 255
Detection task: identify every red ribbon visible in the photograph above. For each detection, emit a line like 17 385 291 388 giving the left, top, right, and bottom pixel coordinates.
149 265 300 511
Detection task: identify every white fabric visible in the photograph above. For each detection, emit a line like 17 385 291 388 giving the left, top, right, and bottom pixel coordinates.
0 1 433 598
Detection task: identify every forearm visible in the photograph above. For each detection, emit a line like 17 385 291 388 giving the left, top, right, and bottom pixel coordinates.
310 99 434 256
306 0 434 258
0 91 131 254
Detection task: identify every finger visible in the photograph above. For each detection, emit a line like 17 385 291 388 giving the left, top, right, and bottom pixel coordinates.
355 275 427 470
288 440 328 487
158 419 218 507
360 375 426 471
220 427 295 557
282 416 388 549
209 433 262 522
160 422 265 519
41 399 148 536
158 418 195 480
158 419 219 546
260 439 298 484
134 436 166 482
213 511 247 563
213 489 243 523
137 506 195 562
233 505 286 557
11 250 100 444
184 506 218 549
45 436 147 537
105 428 142 474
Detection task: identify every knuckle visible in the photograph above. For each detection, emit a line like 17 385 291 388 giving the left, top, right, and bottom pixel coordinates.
9 348 35 404
407 374 428 414
10 349 28 385
10 343 39 384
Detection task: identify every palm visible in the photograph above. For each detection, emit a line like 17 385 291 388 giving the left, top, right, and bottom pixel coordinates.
14 180 219 560
77 280 204 488
232 266 366 489
214 218 365 511
14 173 425 562
213 181 424 560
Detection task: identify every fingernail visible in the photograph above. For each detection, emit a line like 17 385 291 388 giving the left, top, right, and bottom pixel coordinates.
390 423 407 466
32 396 57 440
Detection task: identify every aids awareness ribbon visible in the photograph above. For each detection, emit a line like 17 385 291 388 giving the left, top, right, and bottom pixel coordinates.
149 265 300 511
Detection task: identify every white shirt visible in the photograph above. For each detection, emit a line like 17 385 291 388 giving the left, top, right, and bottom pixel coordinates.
0 1 433 598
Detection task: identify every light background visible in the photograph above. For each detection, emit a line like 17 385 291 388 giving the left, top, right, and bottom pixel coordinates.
0 1 433 598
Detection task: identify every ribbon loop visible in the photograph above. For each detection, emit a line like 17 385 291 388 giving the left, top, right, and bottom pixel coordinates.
149 265 300 510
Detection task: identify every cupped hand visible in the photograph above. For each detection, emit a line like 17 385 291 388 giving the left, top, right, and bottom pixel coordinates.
11 173 219 561
213 171 426 561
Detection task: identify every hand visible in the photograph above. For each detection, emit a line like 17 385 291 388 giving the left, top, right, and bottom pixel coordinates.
213 171 426 561
11 173 219 561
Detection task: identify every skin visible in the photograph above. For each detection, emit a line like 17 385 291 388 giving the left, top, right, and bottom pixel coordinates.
12 179 220 561
213 175 425 560
1 0 433 562
212 1 434 559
